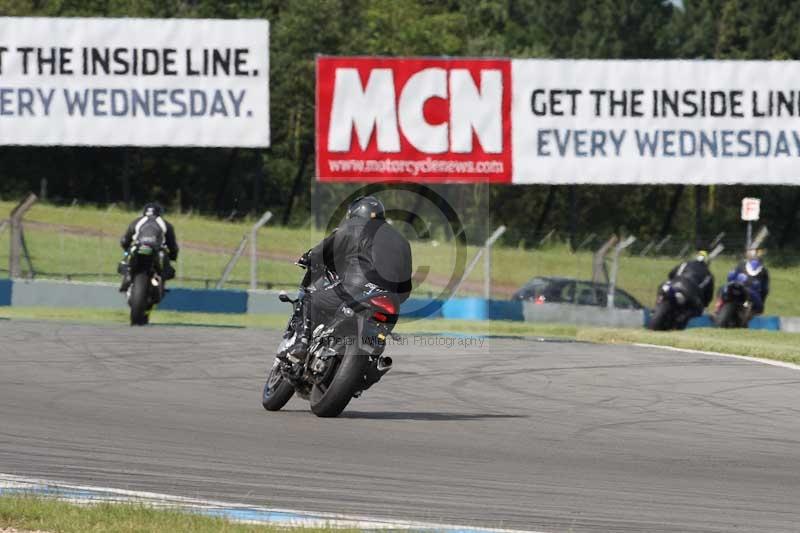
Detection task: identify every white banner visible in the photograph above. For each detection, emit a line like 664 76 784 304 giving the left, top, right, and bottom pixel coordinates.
0 17 269 147
512 60 800 184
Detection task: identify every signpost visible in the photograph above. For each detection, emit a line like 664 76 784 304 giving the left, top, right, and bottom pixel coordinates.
741 197 761 250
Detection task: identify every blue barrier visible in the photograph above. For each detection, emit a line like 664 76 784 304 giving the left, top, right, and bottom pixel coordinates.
488 300 524 321
687 313 780 330
749 315 781 331
687 315 715 328
400 298 444 319
159 288 248 314
0 279 11 306
442 297 488 320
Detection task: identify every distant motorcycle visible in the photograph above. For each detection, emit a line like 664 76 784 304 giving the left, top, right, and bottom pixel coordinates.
650 280 698 331
715 282 752 328
262 263 397 417
119 238 167 326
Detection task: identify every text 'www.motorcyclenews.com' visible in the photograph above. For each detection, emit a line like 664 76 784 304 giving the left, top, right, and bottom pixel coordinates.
327 158 504 176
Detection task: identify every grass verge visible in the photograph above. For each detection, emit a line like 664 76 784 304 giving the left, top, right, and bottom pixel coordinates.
578 327 800 365
3 200 800 314
0 494 341 533
1 306 797 365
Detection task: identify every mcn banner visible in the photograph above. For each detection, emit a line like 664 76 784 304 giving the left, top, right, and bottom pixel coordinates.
0 17 269 147
316 57 800 184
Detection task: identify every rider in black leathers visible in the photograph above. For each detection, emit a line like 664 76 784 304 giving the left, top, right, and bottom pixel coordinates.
289 196 413 360
666 250 714 319
118 203 179 292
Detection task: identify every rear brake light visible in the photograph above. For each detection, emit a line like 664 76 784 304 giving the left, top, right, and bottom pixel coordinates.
373 311 388 322
369 295 397 315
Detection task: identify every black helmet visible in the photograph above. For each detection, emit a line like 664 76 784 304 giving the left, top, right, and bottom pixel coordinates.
346 196 385 220
143 202 163 217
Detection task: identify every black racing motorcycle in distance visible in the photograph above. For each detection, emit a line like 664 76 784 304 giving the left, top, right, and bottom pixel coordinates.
262 263 396 417
715 281 752 328
649 279 698 331
119 238 167 326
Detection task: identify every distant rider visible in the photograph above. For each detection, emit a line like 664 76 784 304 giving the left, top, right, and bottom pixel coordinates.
288 196 413 360
666 250 715 319
724 255 769 314
118 203 179 292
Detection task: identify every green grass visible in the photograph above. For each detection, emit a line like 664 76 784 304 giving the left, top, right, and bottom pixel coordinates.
578 328 800 365
2 200 800 313
0 494 344 533
1 306 798 364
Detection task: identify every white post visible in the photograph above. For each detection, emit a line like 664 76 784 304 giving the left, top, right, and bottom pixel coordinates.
746 221 752 251
9 194 38 278
607 235 636 309
483 225 506 300
451 225 506 300
249 211 273 290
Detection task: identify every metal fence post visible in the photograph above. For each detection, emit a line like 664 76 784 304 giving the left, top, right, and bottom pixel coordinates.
451 225 505 300
592 235 618 285
607 236 636 309
249 211 273 290
8 194 38 278
483 225 506 300
216 236 248 289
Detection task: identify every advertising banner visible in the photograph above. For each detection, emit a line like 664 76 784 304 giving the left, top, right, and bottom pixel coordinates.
316 56 511 183
0 17 269 147
317 57 800 184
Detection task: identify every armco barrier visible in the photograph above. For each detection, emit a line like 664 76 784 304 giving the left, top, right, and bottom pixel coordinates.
11 278 126 310
0 278 794 331
246 290 290 315
523 301 647 328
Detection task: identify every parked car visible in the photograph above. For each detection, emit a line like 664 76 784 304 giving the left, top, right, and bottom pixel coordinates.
511 276 644 310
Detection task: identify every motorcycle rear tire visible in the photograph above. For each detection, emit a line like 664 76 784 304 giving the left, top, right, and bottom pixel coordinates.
262 361 295 411
649 302 673 331
130 272 150 326
310 343 369 418
716 302 739 328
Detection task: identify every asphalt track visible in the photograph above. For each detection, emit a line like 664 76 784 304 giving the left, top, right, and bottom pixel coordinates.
1 320 799 532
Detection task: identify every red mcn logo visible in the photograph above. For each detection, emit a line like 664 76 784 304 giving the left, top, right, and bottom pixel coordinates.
316 57 512 183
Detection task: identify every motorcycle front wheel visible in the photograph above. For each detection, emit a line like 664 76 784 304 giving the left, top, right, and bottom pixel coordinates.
649 301 673 331
716 302 739 328
129 272 150 326
262 359 295 411
310 343 369 418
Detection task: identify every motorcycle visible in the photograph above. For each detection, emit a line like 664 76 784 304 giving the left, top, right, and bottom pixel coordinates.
715 281 752 328
119 238 167 326
262 263 397 418
650 280 698 331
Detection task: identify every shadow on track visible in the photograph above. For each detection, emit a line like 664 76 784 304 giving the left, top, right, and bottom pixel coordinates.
340 411 529 421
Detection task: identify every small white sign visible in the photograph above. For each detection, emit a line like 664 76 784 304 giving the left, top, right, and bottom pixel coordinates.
741 197 761 221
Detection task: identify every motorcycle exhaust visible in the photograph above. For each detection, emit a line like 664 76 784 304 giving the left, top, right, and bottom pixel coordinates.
377 356 393 373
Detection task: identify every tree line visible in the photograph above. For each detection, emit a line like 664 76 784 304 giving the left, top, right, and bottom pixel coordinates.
1 0 799 250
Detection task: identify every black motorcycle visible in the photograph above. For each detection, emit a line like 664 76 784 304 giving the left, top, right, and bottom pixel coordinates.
715 282 752 328
649 280 699 331
262 264 397 417
119 238 167 326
